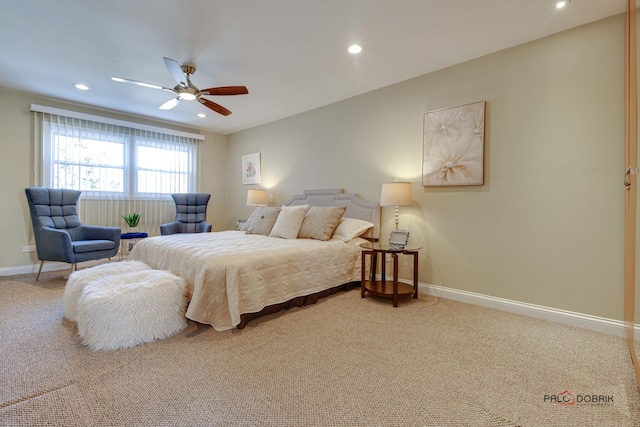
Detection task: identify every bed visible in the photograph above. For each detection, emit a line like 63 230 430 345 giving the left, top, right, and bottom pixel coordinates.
128 189 380 331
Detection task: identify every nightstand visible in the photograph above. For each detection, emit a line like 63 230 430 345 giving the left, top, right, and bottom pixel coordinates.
360 242 420 307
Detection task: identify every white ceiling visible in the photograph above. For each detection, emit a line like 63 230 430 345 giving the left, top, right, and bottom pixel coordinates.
0 0 627 135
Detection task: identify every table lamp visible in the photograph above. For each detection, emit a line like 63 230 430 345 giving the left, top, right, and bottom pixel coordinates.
380 182 413 229
247 189 268 208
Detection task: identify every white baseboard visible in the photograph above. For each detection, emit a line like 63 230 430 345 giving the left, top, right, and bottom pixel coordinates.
416 281 640 340
0 259 110 277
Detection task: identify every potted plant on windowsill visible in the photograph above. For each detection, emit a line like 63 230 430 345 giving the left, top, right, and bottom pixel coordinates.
122 213 141 233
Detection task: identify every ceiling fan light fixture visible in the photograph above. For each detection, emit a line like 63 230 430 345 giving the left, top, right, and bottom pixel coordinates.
178 92 197 101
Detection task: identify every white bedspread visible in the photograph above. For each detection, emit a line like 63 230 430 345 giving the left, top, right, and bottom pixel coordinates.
128 231 364 331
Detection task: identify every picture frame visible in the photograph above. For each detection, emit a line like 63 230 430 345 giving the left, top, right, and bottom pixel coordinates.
389 229 410 249
422 100 485 186
242 153 261 185
236 219 247 230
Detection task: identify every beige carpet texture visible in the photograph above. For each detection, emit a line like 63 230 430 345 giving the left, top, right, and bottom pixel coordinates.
1 271 639 426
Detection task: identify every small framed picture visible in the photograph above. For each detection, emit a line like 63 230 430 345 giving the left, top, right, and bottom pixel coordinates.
236 219 247 230
389 229 410 249
242 153 261 185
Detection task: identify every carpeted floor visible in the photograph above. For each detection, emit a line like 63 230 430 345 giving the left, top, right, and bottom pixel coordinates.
1 270 639 426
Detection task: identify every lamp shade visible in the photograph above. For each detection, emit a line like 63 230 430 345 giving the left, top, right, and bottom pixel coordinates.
380 182 413 207
247 189 268 206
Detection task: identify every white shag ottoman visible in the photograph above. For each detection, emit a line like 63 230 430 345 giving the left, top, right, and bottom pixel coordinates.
76 269 188 351
64 261 152 322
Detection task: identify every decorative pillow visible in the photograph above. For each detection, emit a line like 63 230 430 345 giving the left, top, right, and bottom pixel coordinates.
239 216 253 231
241 208 261 231
331 217 374 242
245 207 281 235
282 204 309 212
270 207 308 239
298 206 347 241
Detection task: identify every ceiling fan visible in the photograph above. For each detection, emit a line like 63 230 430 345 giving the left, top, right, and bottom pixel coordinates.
111 57 248 116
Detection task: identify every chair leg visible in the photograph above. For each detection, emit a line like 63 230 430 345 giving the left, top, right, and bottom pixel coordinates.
72 263 77 272
35 260 45 281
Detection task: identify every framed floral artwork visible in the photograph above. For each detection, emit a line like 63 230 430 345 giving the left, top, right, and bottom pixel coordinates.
242 153 261 185
422 101 485 186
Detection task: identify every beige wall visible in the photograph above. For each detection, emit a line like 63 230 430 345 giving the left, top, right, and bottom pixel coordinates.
199 131 227 232
227 15 627 321
0 89 227 271
0 14 633 322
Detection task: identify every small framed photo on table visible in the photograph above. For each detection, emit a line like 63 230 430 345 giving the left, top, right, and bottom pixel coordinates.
389 229 410 249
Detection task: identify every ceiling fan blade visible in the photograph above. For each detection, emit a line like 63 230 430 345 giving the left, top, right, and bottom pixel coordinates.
111 76 175 92
198 98 232 116
200 86 249 96
159 98 181 110
163 57 187 86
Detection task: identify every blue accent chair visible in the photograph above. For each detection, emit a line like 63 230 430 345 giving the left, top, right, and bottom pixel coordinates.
25 187 121 280
160 193 212 235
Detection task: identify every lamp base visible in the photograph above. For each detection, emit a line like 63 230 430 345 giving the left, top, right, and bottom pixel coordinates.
394 206 400 229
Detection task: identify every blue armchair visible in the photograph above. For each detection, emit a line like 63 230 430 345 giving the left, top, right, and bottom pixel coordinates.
160 193 212 235
25 187 121 280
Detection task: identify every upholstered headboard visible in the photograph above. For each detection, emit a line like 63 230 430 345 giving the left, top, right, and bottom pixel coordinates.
281 189 380 241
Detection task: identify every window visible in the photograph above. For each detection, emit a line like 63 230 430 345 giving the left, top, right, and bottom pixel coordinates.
32 105 205 232
136 137 193 196
41 117 199 199
49 129 126 194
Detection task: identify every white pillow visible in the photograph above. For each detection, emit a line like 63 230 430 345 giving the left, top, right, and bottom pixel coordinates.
270 207 308 239
331 218 374 242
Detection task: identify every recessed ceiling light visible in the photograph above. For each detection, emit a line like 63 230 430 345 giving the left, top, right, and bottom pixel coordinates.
348 44 362 54
556 0 570 9
197 113 206 118
74 83 90 91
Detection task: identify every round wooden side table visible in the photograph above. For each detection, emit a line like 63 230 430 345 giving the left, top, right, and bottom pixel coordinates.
360 242 421 307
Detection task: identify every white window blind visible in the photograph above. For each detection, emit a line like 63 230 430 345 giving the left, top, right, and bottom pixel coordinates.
31 105 204 235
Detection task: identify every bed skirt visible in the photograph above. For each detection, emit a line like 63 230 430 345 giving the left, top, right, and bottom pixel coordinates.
236 281 360 329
